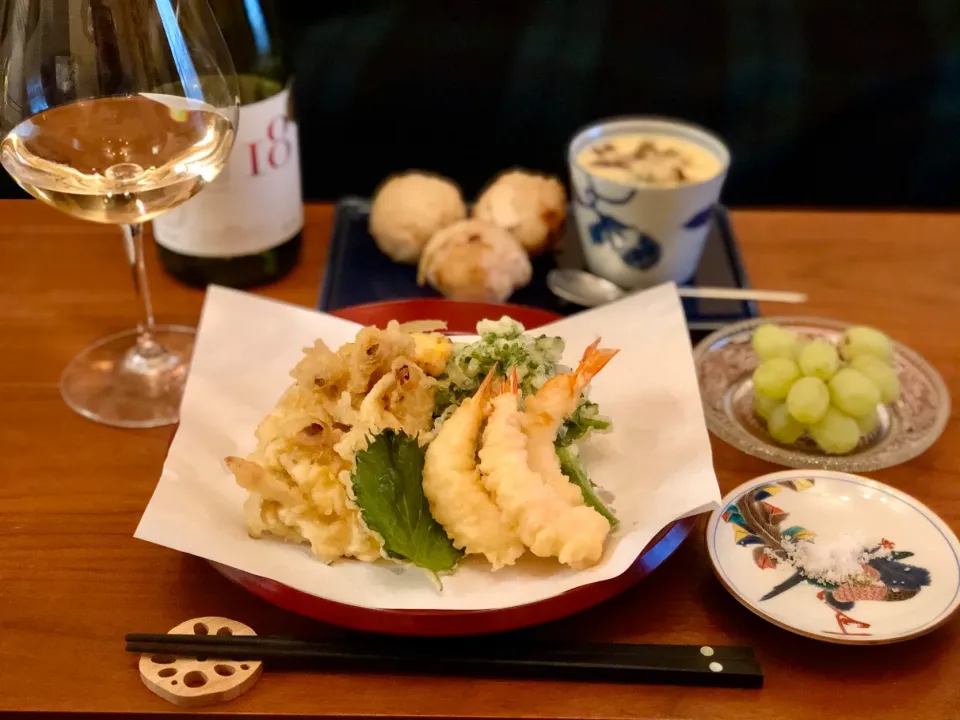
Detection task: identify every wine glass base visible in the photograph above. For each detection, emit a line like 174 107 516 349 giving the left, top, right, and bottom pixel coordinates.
60 325 196 429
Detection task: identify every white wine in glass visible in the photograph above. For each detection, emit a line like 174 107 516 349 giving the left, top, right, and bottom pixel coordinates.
0 0 239 428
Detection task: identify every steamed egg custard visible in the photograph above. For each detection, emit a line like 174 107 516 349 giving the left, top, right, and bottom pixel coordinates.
576 133 721 187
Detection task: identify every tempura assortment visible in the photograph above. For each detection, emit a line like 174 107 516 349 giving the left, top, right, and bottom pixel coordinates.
225 317 619 580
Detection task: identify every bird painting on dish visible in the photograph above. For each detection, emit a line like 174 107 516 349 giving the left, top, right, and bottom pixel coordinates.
722 479 933 637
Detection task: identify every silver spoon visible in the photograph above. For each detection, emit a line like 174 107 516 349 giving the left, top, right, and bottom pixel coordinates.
546 268 808 308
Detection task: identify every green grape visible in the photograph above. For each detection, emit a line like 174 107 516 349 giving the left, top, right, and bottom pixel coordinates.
752 324 800 361
767 403 804 444
798 338 840 381
828 367 881 417
786 376 830 424
840 326 894 363
809 407 861 454
850 355 901 404
855 408 880 436
752 358 801 400
753 392 781 421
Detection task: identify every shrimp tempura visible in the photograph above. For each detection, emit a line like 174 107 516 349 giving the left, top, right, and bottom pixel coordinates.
524 338 619 505
479 370 610 569
422 370 525 569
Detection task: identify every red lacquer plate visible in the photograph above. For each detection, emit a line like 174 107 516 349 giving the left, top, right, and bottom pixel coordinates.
212 299 695 636
332 298 564 334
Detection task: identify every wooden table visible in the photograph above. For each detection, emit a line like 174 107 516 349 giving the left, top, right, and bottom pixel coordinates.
2 201 958 719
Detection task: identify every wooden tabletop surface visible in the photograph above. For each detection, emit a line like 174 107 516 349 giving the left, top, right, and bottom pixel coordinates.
1 201 958 719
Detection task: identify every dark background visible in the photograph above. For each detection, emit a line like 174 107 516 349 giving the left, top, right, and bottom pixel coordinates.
282 0 960 208
3 0 959 208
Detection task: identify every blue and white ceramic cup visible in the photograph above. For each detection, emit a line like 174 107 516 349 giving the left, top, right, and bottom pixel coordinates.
568 117 731 289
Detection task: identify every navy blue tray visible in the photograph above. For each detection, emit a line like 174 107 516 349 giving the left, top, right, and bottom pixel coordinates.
318 197 757 337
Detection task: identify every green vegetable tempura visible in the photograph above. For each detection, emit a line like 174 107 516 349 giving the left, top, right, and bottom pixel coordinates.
433 317 611 443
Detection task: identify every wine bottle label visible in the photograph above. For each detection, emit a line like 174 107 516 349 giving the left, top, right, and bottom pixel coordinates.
153 88 304 257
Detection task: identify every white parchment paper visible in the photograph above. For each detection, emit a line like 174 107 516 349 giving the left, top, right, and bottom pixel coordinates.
135 283 720 610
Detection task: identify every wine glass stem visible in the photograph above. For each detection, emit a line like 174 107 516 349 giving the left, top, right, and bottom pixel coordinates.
121 222 162 358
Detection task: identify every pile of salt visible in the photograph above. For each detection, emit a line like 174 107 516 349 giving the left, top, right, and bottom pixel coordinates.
779 532 891 585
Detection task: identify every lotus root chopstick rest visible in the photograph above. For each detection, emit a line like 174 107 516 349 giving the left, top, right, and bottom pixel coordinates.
138 616 262 708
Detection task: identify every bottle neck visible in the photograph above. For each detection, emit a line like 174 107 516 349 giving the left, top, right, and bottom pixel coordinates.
210 0 286 83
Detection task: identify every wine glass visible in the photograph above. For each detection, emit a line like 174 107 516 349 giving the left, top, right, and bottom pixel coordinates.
0 0 239 428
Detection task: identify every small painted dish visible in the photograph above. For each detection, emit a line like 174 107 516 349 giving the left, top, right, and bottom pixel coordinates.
693 316 950 472
707 469 960 644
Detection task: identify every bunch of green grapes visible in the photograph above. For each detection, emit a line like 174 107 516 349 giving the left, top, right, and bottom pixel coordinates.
750 324 900 454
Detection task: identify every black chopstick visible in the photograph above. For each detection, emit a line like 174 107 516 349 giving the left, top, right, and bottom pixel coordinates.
127 633 756 661
126 634 762 688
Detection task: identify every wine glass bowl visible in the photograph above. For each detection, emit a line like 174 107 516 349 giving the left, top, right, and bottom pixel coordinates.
0 0 239 428
1 93 236 223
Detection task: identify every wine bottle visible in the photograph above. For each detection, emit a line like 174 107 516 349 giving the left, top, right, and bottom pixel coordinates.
153 0 303 288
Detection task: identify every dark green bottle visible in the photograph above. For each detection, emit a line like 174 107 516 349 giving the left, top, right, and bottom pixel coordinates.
154 0 303 288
